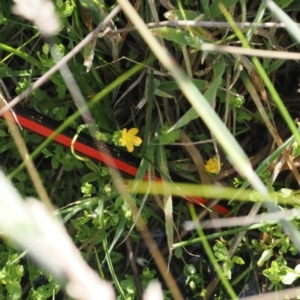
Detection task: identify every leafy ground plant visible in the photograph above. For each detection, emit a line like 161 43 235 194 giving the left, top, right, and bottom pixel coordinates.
2 0 300 299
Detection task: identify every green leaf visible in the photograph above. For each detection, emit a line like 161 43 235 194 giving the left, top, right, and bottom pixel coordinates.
236 109 253 123
84 160 99 173
42 43 50 55
51 44 65 61
79 0 104 24
232 256 245 265
151 28 210 48
99 167 109 176
0 12 5 26
115 196 124 210
121 279 135 294
209 0 239 18
257 249 273 267
51 156 59 169
185 264 196 275
108 216 126 253
203 58 226 103
0 141 14 154
274 0 294 9
223 260 233 279
201 0 210 18
158 129 179 144
158 79 208 91
154 88 174 98
294 264 300 274
79 0 101 11
268 59 285 74
16 172 27 182
292 142 300 158
142 267 156 280
81 172 99 184
174 247 183 259
56 0 63 8
215 252 226 261
282 272 298 285
0 129 7 137
54 144 64 155
6 281 22 300
59 0 75 18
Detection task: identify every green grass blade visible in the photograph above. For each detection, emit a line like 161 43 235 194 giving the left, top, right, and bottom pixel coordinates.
188 203 238 299
0 43 42 68
169 57 225 131
219 3 300 146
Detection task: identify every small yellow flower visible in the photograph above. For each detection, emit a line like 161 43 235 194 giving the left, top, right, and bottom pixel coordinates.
205 157 222 174
120 128 142 152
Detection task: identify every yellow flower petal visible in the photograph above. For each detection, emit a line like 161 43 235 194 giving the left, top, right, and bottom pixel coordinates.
120 131 126 146
128 128 139 135
122 128 128 135
119 128 142 152
132 136 142 146
120 139 125 146
126 141 134 152
205 157 222 174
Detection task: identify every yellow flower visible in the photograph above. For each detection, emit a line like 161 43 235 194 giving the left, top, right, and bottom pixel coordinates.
120 128 142 152
205 157 222 174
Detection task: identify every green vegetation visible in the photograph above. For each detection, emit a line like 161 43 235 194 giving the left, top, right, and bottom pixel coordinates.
1 0 300 299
